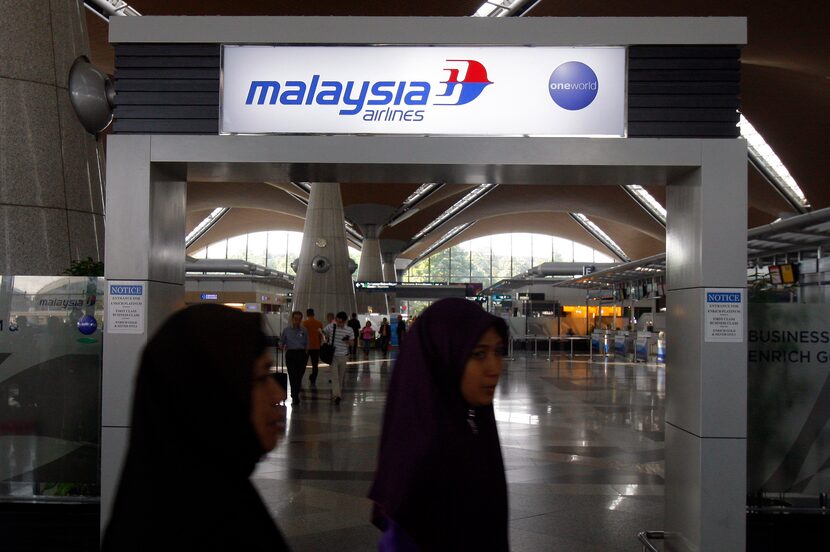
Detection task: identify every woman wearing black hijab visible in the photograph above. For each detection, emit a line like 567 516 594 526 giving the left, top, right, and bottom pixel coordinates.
103 304 290 551
369 298 510 551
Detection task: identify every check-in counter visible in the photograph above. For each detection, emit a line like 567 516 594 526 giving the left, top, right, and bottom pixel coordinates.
614 331 635 360
657 332 666 363
635 331 651 362
591 330 612 355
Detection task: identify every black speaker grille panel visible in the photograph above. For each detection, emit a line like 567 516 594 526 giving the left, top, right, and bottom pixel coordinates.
627 45 741 138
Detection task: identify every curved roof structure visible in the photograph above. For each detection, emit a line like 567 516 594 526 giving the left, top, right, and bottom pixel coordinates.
85 1 829 266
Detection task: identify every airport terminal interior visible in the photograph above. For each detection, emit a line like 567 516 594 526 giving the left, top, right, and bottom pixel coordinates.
2 1 830 551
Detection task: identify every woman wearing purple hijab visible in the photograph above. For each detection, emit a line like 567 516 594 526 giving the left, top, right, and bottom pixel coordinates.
369 298 509 551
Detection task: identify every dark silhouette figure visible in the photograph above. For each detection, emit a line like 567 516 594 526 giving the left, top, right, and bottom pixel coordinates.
102 304 290 551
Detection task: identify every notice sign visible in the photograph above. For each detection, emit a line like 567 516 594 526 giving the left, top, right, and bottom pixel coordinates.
221 46 626 136
107 281 146 334
704 288 744 342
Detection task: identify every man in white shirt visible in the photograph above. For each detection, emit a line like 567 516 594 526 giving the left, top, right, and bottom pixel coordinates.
330 311 353 403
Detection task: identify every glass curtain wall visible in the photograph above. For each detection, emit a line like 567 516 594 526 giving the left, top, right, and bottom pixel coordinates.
405 233 615 288
192 231 614 285
192 231 362 280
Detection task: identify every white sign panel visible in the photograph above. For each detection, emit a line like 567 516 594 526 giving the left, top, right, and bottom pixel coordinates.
221 46 625 136
107 281 146 334
705 288 744 342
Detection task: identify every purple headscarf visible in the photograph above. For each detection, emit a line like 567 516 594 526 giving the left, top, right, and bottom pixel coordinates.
369 298 509 551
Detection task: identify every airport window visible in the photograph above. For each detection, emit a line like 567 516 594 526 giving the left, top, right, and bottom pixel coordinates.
403 233 612 284
191 230 361 278
191 231 612 283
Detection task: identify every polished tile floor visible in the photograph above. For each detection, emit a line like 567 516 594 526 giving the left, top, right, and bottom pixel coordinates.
254 350 666 551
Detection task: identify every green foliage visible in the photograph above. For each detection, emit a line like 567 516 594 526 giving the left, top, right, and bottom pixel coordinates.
63 257 104 277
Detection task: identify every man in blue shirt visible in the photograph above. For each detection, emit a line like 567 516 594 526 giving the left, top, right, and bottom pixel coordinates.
280 310 308 405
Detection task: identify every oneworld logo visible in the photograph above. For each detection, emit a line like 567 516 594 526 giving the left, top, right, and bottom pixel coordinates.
548 61 599 111
244 60 492 122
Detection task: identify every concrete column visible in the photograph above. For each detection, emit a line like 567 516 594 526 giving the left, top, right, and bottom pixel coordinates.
380 239 406 282
0 0 105 274
664 139 747 552
292 182 356 317
101 136 186 530
356 228 383 282
345 204 395 314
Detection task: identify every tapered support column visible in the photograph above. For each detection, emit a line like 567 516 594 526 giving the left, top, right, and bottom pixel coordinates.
664 139 747 552
292 183 357 317
357 232 383 282
345 204 395 314
380 239 406 282
101 136 186 531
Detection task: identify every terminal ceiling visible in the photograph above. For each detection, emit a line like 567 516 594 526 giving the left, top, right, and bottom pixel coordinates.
86 1 830 265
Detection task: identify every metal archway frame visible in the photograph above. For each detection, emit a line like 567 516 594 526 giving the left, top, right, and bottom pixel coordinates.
102 17 748 552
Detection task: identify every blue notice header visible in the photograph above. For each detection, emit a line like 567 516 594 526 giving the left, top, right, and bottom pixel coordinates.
707 292 741 303
110 285 143 296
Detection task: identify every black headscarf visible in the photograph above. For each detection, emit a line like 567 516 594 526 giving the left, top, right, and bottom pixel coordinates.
103 304 290 551
369 298 509 551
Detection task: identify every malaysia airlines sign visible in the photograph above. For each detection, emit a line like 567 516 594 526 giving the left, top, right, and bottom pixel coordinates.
220 46 625 136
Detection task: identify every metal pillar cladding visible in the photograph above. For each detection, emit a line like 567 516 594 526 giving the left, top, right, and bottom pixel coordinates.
101 136 186 531
100 135 749 550
291 182 357 318
664 140 748 552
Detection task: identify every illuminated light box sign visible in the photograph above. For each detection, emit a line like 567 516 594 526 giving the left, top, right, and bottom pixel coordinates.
221 46 625 136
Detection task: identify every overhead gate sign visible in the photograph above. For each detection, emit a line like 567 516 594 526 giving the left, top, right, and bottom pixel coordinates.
220 46 626 136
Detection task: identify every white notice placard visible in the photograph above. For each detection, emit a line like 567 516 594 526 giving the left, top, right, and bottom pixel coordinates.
107 281 146 334
704 288 744 342
221 46 626 136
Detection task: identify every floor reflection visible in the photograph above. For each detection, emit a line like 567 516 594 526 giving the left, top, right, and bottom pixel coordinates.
253 352 666 552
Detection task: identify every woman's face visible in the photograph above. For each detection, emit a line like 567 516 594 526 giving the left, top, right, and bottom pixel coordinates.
460 327 505 407
250 351 286 452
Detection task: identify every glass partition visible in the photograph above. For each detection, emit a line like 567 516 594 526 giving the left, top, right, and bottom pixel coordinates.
746 267 830 506
0 276 104 501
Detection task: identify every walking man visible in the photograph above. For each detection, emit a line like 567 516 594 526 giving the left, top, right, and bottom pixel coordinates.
347 312 361 357
396 314 407 348
280 310 308 406
302 308 324 385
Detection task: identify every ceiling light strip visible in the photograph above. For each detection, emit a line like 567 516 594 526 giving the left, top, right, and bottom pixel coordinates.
472 0 541 18
411 183 496 241
185 207 229 248
622 184 666 227
739 114 810 213
570 213 631 262
83 0 141 19
407 222 475 268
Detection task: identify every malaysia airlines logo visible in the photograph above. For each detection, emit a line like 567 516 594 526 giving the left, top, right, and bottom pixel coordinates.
435 60 493 106
244 59 492 122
